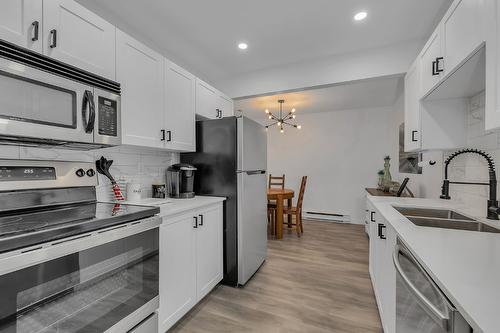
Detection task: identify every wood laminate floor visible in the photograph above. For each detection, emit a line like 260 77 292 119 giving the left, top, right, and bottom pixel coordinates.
169 221 382 333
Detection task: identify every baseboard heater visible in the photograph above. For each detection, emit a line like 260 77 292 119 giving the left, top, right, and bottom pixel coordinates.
304 211 351 223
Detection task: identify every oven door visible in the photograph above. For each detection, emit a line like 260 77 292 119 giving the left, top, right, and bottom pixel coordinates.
0 223 159 333
0 57 94 144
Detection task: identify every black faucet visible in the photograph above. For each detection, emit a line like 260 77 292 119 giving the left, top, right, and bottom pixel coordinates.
440 149 499 220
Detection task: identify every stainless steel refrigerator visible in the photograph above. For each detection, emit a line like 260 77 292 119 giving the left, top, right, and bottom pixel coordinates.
181 116 268 286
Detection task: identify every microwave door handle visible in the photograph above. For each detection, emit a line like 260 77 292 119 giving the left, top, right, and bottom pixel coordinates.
82 90 96 133
393 244 450 330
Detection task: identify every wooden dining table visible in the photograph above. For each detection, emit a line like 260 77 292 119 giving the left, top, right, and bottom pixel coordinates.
267 188 295 239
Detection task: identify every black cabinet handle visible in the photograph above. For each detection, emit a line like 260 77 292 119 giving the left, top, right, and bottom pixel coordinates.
82 90 95 133
199 214 204 226
49 29 57 48
166 130 172 142
411 130 418 142
432 60 439 76
193 216 198 228
31 21 39 42
435 57 444 73
161 129 166 141
378 224 386 239
370 211 375 222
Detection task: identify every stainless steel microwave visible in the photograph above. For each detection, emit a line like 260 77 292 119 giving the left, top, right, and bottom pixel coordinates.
0 39 121 149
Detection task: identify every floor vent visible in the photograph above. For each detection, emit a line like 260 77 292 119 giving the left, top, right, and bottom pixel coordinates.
304 211 351 223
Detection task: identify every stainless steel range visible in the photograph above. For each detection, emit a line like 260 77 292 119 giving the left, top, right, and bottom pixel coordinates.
0 160 160 333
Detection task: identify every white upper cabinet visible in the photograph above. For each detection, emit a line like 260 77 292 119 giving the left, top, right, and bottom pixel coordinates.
419 28 442 97
196 79 233 119
0 0 42 53
485 0 500 130
217 92 234 118
404 59 421 152
116 30 164 148
164 60 196 152
442 0 484 75
43 0 116 79
195 204 223 301
196 78 219 119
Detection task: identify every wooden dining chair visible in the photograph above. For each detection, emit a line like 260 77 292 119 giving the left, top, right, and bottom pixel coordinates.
283 176 308 237
267 174 285 237
269 174 285 189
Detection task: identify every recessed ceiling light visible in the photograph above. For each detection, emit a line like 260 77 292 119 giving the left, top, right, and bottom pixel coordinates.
354 11 367 21
238 42 248 50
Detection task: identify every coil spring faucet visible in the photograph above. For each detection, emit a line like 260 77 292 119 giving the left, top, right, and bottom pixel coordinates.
440 149 499 220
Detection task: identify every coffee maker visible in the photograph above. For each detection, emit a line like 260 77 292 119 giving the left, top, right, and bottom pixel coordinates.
166 163 197 198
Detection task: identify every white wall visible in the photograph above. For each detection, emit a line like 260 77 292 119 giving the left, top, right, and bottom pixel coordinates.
0 145 177 201
267 105 399 224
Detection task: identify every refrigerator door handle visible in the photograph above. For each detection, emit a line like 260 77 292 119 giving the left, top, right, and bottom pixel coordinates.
237 170 266 175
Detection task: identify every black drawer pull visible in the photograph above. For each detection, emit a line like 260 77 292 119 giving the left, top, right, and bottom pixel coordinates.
378 224 386 240
370 211 375 222
193 216 198 228
411 130 418 142
49 29 57 48
31 21 39 41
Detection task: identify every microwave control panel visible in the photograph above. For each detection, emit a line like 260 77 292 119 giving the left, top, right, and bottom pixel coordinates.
98 96 118 137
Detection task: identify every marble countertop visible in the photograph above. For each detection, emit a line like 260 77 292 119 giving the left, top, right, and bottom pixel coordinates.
120 196 225 217
367 195 500 333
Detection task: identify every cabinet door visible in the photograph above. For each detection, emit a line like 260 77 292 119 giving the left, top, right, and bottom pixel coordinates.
196 79 218 119
419 28 442 97
486 0 500 130
0 0 42 52
116 30 164 148
164 60 196 152
379 222 397 333
43 0 115 79
218 93 234 118
442 0 483 75
159 214 197 333
195 204 223 301
404 59 421 152
367 200 378 283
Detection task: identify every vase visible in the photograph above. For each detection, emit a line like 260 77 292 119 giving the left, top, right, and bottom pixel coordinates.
382 157 392 192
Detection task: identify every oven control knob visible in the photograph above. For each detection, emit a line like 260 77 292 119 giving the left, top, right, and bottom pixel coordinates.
86 169 96 177
75 168 85 177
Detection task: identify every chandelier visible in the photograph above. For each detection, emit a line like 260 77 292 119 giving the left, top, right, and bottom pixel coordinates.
265 99 302 133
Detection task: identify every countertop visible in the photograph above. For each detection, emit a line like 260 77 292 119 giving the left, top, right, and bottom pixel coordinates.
119 196 225 217
367 195 500 333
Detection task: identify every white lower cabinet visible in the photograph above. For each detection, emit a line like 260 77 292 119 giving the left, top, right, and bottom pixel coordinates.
159 203 223 332
195 205 224 300
368 199 396 333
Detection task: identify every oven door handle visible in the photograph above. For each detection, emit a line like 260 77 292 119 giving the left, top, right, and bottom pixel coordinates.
393 244 450 331
82 90 96 134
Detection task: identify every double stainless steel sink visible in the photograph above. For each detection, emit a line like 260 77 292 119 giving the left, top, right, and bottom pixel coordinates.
394 207 500 234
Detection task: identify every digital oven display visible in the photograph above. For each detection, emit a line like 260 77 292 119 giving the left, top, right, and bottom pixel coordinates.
0 167 56 181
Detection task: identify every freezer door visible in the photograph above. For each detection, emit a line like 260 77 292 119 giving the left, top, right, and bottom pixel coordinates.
237 171 267 285
237 117 267 172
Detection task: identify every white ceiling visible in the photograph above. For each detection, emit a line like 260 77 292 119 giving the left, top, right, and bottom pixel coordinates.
234 75 404 124
78 0 452 82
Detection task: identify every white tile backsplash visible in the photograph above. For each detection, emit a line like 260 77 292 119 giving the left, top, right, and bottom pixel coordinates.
0 145 178 202
444 91 500 217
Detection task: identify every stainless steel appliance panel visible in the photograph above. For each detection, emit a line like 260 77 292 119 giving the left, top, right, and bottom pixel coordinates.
94 88 121 146
237 116 267 172
0 224 159 333
0 57 94 144
237 170 267 285
394 240 471 333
